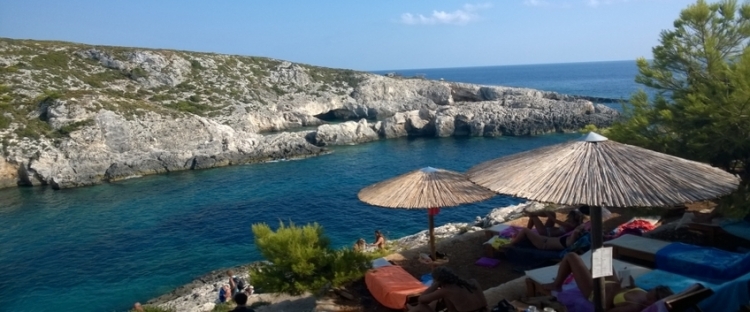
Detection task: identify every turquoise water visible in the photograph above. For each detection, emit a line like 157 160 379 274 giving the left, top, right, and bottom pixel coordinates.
0 61 644 312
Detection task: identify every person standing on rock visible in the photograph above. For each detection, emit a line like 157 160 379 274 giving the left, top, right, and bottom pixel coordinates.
227 270 239 295
371 230 386 250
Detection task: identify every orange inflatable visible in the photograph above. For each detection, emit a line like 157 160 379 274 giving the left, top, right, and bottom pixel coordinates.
364 265 427 310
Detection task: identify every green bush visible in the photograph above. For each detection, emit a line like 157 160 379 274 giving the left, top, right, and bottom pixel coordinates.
29 51 70 70
58 119 94 136
211 302 233 312
250 221 372 296
164 101 213 115
129 67 148 80
270 85 286 96
190 60 204 70
81 70 126 87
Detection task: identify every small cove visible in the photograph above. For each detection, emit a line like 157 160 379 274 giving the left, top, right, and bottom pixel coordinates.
0 60 646 312
0 135 581 312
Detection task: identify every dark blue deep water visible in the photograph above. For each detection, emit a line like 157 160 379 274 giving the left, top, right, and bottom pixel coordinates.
0 61 644 312
373 60 643 100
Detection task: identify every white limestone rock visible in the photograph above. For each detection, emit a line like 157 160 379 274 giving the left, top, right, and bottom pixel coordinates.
313 119 379 146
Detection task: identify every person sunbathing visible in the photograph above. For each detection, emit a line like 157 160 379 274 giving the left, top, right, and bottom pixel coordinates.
527 209 585 237
542 253 673 312
408 266 488 312
510 224 586 251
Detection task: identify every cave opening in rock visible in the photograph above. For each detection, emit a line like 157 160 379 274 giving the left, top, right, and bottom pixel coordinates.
314 109 373 123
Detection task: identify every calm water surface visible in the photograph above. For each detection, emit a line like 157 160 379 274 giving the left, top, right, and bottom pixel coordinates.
0 135 581 312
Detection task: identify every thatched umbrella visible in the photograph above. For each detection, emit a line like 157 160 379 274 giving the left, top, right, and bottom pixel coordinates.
467 132 740 312
358 167 496 260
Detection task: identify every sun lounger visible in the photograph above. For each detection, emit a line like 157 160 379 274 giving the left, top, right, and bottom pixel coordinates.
636 269 750 312
524 250 653 297
662 283 714 312
655 242 750 282
688 220 750 250
603 234 671 265
364 265 427 310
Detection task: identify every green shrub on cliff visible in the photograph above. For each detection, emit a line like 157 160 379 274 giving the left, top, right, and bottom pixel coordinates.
250 221 372 296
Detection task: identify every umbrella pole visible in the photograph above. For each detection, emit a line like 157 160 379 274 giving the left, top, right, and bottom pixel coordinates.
591 205 605 312
429 213 436 261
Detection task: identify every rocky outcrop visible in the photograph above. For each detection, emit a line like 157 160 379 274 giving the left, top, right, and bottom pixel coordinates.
0 38 620 189
0 157 18 188
7 105 325 189
312 119 379 146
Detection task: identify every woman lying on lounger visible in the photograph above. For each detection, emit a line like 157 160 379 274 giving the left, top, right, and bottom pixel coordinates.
510 224 586 251
542 253 673 312
408 266 488 312
527 208 585 237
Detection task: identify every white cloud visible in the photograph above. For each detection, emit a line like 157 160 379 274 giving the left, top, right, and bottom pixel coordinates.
523 0 571 8
586 0 637 7
524 0 548 6
400 3 492 26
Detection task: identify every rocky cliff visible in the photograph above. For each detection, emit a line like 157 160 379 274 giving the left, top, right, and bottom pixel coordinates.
0 38 619 189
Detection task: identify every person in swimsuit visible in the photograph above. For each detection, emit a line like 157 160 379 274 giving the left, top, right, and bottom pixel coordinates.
371 230 386 250
408 266 488 312
509 224 586 251
527 209 585 237
542 253 673 312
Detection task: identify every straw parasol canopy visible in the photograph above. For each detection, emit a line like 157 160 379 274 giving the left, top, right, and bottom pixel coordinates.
466 132 740 312
358 167 496 259
467 132 740 207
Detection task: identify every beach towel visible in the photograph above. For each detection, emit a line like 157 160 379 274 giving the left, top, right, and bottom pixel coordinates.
655 242 750 281
558 232 591 258
609 218 658 239
721 219 750 241
365 266 427 310
485 236 511 249
497 226 535 238
553 281 593 312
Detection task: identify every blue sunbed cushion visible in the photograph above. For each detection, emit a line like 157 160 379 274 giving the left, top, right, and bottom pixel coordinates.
721 220 750 241
655 242 750 281
635 269 718 294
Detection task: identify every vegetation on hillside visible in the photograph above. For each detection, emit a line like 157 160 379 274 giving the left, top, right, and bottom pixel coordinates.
606 0 750 215
0 38 365 141
249 222 373 296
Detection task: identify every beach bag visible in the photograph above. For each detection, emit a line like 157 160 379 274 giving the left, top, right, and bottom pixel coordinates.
490 299 515 312
233 276 247 290
558 232 591 258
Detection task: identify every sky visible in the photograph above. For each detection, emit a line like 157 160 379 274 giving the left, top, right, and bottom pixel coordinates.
0 0 692 71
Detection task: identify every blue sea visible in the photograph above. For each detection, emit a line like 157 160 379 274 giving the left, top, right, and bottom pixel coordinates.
0 60 645 312
372 60 643 101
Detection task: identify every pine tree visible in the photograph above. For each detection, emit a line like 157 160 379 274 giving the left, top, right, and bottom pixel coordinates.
608 0 750 214
249 221 372 295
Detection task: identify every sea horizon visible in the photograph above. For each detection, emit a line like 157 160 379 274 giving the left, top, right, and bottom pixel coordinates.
369 59 640 74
